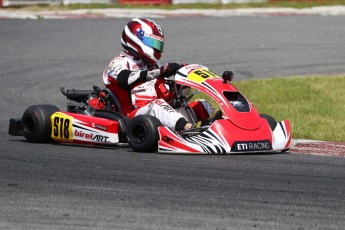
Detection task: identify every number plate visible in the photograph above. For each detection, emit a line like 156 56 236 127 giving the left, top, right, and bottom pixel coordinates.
51 112 73 141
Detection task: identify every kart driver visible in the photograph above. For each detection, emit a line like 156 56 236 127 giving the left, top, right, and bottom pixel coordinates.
101 18 221 131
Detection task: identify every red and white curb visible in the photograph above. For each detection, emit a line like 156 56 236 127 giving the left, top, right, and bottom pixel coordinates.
291 139 345 157
1 6 345 19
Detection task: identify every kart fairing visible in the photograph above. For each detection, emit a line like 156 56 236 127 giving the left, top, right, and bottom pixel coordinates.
157 65 292 154
158 119 291 154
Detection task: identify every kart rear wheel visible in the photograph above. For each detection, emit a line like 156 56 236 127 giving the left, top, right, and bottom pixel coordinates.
127 115 162 153
22 104 59 143
260 114 277 131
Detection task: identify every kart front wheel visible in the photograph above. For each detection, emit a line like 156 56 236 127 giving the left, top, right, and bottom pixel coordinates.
22 104 59 143
127 115 162 153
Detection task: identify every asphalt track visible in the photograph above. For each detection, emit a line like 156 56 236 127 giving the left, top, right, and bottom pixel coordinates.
1 16 345 229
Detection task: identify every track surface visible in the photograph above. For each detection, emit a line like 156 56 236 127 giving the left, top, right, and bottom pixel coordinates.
1 17 345 229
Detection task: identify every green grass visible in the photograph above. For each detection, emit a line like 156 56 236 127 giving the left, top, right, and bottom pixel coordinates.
231 75 345 142
8 0 345 11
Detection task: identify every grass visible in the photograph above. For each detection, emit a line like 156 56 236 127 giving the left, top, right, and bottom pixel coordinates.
231 75 345 142
6 0 345 11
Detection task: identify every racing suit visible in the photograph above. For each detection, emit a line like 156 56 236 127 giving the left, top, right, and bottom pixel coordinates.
102 51 188 131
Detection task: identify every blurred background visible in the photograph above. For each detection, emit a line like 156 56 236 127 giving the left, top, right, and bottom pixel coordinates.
3 0 336 8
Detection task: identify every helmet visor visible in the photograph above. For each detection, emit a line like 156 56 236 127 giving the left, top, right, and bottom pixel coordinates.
141 36 164 53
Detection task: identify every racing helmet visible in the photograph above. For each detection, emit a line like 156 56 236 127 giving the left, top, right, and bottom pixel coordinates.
121 18 165 65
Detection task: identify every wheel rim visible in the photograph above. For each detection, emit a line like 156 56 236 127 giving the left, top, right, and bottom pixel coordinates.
23 116 34 135
131 124 146 144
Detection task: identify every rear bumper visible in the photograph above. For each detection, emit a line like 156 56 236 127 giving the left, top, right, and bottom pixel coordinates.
8 118 23 136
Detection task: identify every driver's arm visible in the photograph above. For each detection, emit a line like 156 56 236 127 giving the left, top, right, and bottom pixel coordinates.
106 58 162 90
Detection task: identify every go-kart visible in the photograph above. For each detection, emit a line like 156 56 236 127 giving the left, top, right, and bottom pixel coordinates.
8 64 292 154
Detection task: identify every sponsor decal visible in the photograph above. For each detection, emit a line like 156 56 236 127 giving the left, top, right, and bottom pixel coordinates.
184 64 207 72
154 100 175 113
91 123 107 131
232 140 272 152
74 129 109 143
162 136 174 144
161 105 175 113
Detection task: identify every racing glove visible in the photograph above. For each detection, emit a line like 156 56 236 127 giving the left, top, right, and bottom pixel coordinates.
146 63 184 81
146 68 162 81
161 63 182 78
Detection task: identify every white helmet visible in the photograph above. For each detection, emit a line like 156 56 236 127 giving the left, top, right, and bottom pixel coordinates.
121 18 165 65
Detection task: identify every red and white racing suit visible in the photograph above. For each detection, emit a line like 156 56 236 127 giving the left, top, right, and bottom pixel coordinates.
102 51 214 131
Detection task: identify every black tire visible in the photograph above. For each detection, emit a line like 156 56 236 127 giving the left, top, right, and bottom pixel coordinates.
126 115 162 153
22 105 59 143
260 114 278 131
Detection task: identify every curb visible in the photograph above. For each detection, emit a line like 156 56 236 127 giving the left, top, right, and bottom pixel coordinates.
291 139 345 157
